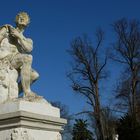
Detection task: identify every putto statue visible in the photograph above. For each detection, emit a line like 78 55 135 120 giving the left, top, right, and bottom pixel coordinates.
0 12 39 102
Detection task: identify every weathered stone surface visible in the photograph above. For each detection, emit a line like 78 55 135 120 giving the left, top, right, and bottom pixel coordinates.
0 99 60 117
10 128 34 140
0 58 18 103
0 100 66 140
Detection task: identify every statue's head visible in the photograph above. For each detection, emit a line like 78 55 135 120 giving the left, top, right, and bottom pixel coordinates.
15 12 30 27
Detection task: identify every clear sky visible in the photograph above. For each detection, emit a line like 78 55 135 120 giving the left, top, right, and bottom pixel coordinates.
0 0 140 114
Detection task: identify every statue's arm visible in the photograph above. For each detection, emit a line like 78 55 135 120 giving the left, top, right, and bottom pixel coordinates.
0 26 11 59
9 27 33 52
17 35 33 52
0 26 7 43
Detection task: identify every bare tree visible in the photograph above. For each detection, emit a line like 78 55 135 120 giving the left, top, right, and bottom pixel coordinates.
111 18 140 123
101 107 117 140
114 74 132 113
68 29 107 140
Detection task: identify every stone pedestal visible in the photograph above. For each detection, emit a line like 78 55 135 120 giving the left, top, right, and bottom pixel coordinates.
0 99 67 140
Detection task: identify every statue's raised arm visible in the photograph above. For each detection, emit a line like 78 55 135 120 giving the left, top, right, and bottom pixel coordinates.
8 21 33 53
0 26 7 42
0 25 14 59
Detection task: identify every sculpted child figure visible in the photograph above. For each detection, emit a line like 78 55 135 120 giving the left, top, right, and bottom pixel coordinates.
0 12 39 97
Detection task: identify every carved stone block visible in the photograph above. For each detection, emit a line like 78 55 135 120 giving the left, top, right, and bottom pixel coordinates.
0 100 67 140
0 59 18 103
10 128 34 140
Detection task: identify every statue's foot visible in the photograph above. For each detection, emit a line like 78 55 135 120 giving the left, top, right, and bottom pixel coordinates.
23 91 43 102
25 91 37 97
30 91 37 97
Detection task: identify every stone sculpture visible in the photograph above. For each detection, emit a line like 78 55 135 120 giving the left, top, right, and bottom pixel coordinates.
0 12 66 140
0 12 39 102
10 128 34 140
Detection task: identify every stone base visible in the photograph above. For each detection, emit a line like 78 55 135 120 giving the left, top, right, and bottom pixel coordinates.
0 99 67 140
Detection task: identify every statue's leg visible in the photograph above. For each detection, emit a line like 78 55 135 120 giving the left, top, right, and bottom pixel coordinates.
11 54 35 96
31 69 39 83
18 69 39 94
20 54 34 96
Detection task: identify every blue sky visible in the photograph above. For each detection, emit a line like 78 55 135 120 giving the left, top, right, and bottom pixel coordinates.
0 0 140 114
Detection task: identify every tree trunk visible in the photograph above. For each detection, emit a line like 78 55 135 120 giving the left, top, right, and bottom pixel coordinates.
95 83 105 140
131 68 137 128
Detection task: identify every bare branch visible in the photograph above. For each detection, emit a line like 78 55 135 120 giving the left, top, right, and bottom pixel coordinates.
68 31 107 139
73 111 93 116
95 29 104 55
110 55 128 64
96 56 107 80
